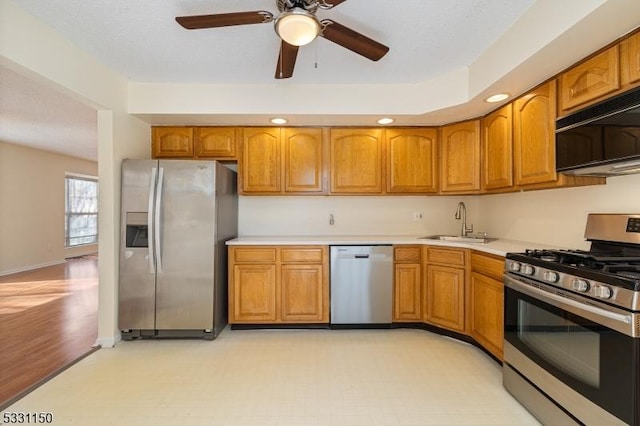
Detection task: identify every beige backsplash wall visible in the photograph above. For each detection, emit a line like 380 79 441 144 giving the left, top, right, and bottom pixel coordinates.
476 174 640 250
239 195 482 237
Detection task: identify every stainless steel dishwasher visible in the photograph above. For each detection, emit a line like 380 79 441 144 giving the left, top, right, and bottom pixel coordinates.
330 245 393 325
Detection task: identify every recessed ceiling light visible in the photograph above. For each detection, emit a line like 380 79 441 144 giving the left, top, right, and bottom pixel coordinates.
485 93 509 103
377 117 394 125
270 118 288 125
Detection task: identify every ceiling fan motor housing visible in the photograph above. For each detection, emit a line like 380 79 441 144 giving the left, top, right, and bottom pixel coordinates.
277 0 319 14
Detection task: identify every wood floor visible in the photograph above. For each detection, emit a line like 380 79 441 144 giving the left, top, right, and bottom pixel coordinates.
0 257 98 408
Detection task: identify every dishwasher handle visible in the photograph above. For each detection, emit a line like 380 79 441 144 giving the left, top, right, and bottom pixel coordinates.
354 254 369 259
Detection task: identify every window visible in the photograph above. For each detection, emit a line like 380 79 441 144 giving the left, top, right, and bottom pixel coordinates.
65 175 98 247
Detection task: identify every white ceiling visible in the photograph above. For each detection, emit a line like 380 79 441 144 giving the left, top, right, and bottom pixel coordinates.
7 0 534 84
2 0 640 162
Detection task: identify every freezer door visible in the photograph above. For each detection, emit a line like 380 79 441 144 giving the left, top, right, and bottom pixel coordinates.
119 159 158 330
155 160 216 329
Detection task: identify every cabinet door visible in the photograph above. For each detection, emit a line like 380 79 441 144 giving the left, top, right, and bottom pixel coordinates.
425 265 465 332
387 128 438 193
439 120 480 193
281 264 326 322
560 46 620 112
621 31 640 85
283 128 324 193
240 127 281 193
330 128 384 193
194 127 237 159
470 272 504 360
394 263 422 321
231 264 277 322
513 80 558 186
152 127 194 158
482 104 513 191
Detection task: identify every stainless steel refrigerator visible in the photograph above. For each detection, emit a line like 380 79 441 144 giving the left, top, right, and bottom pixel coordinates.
118 159 237 340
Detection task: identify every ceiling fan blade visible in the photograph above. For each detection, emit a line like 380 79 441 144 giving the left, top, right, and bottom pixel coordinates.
320 19 389 61
275 41 299 79
176 11 273 30
320 0 348 8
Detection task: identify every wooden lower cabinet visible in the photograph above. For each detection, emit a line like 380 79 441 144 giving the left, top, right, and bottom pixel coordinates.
425 265 466 332
393 246 422 321
394 263 422 321
470 272 504 360
231 264 277 322
229 246 328 324
281 264 325 322
470 251 505 360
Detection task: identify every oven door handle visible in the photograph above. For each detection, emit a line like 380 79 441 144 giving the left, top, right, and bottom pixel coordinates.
505 274 636 336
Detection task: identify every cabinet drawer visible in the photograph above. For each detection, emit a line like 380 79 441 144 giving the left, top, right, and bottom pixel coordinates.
394 246 422 262
471 252 504 281
281 247 325 263
232 247 277 263
426 247 466 267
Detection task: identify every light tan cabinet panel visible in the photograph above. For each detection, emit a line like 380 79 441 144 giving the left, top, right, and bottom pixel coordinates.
426 247 466 267
439 120 480 193
560 46 620 112
194 127 238 159
394 263 422 322
240 127 281 193
513 80 558 186
482 104 513 191
152 127 194 158
231 264 277 323
425 265 465 332
330 128 384 193
470 271 504 360
387 128 438 193
283 128 324 193
281 264 326 322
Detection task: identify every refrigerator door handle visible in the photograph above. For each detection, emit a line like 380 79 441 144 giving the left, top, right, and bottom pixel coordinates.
147 167 158 274
154 167 164 273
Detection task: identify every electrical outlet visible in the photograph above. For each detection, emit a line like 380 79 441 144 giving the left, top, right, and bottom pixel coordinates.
413 212 423 221
329 211 335 226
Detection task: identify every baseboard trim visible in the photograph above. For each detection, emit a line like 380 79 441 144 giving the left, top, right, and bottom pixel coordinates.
0 259 66 277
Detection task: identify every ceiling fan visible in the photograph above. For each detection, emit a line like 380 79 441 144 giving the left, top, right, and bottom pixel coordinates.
175 0 389 79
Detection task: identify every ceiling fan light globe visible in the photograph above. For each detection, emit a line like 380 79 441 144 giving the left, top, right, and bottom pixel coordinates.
275 9 320 46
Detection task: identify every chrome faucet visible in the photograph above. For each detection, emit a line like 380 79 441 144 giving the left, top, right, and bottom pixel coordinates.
455 202 473 237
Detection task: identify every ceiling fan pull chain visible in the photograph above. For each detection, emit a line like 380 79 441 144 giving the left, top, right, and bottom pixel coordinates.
314 41 318 69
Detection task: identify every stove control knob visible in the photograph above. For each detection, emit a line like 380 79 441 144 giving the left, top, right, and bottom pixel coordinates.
593 285 613 299
521 264 535 276
508 261 521 272
571 279 590 292
543 271 559 283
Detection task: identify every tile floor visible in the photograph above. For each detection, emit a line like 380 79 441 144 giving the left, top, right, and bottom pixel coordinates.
5 328 540 425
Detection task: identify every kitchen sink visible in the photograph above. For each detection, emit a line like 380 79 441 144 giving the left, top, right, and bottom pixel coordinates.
419 234 498 244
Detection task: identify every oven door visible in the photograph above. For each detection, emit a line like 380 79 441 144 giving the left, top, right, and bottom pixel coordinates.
504 273 638 425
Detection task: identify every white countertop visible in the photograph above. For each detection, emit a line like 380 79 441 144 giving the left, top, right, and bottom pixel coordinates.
226 235 562 257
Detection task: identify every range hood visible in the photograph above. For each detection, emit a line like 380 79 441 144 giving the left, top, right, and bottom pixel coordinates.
556 87 640 177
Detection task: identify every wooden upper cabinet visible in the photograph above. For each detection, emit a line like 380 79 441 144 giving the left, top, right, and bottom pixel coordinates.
387 128 438 193
283 128 325 193
330 128 384 193
560 46 620 112
240 127 282 193
513 80 558 186
152 127 194 158
194 127 237 159
481 104 513 191
621 31 640 86
439 120 481 193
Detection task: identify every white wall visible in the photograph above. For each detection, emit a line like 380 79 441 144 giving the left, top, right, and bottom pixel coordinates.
0 142 98 275
477 174 640 250
239 195 482 238
1 0 150 347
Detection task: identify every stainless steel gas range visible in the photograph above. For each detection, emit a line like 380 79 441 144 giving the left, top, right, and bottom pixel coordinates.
503 214 640 426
